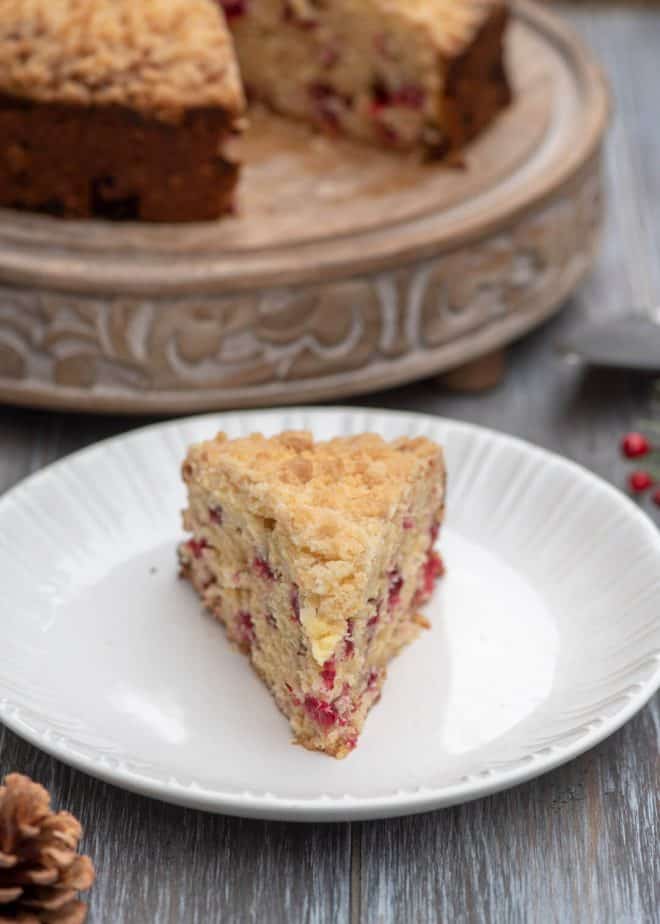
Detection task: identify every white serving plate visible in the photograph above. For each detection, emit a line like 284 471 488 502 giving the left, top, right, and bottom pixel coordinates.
0 408 658 822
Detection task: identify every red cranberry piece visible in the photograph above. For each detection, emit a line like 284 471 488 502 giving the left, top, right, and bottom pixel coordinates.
291 585 301 623
387 569 403 609
403 516 415 530
187 538 208 560
621 432 651 459
367 669 379 690
220 0 247 20
304 695 339 728
367 603 381 633
653 487 660 507
209 505 223 525
430 521 440 544
370 81 392 112
414 550 445 606
321 659 336 692
254 556 276 581
343 619 355 658
629 470 654 494
393 85 425 108
370 81 425 112
345 734 359 751
308 83 348 133
423 551 444 595
238 611 255 645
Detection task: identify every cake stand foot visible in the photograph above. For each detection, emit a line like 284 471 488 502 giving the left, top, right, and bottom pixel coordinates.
440 349 506 392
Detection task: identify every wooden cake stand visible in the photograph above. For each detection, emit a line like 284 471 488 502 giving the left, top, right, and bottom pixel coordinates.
0 1 609 414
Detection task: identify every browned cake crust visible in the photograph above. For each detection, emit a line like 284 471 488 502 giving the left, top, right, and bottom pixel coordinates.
441 4 511 155
0 96 239 222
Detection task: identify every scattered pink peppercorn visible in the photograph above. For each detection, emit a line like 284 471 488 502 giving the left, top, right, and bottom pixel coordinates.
621 432 651 459
628 470 654 494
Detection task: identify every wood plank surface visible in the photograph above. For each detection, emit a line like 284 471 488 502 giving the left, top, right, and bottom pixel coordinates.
1 5 658 923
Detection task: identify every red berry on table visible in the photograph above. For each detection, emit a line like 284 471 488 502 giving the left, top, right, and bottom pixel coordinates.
653 488 660 507
621 432 651 458
628 470 654 494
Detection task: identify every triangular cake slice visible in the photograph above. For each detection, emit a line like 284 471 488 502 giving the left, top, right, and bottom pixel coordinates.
179 430 445 758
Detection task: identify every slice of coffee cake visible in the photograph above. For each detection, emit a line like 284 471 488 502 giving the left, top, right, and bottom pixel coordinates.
179 430 445 758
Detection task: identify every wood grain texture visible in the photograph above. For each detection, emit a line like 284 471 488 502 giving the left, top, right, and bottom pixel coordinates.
0 5 658 923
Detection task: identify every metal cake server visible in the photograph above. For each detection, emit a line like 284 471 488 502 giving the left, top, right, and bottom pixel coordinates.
557 312 660 371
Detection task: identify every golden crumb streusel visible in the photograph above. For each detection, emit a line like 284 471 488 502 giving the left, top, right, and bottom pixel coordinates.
185 430 441 540
0 0 245 121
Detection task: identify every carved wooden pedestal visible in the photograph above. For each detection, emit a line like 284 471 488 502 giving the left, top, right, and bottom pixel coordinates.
0 1 608 414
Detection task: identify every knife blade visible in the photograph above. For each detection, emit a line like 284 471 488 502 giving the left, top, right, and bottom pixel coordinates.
557 316 660 371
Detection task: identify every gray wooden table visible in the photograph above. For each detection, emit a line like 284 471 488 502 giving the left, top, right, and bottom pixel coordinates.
1 6 659 922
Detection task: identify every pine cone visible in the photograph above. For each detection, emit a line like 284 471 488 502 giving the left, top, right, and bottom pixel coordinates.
0 774 95 924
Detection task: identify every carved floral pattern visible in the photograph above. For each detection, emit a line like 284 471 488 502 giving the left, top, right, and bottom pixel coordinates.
0 164 602 408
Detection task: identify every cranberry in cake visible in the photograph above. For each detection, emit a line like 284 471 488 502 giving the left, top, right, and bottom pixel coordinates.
221 0 510 154
178 430 446 758
0 0 245 221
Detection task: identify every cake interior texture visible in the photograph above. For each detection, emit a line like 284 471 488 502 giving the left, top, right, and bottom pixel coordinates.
179 430 446 758
223 0 510 153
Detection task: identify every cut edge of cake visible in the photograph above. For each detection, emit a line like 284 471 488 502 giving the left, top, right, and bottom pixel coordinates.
222 0 510 155
178 430 446 758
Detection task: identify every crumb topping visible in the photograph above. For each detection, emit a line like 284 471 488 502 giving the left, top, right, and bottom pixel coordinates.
187 430 440 529
0 0 245 121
